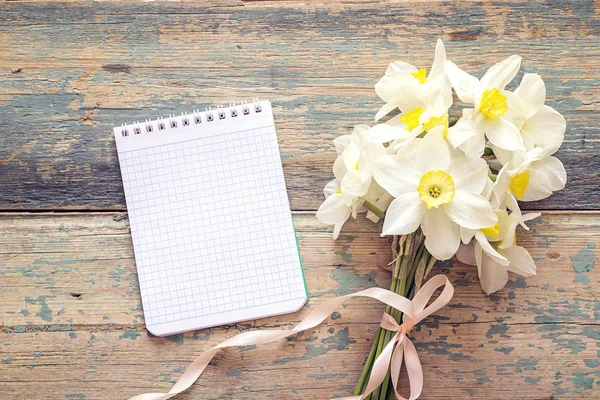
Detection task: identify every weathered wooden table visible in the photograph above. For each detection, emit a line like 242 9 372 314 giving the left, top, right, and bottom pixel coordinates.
1 1 599 399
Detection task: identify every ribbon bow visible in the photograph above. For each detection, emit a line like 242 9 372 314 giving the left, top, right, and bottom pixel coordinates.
340 274 454 400
128 275 454 400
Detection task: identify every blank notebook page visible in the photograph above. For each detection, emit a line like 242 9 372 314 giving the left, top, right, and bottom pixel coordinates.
114 101 307 336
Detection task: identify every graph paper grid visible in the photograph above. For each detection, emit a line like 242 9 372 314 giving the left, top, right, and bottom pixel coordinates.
114 102 306 335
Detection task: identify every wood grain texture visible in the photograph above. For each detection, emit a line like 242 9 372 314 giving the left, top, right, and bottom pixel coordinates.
0 0 598 211
1 212 599 399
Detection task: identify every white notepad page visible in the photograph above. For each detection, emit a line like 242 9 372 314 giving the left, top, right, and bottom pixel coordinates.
114 101 307 336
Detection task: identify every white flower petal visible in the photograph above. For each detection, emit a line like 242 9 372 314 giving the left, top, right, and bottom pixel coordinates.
522 105 566 157
365 123 408 143
504 246 537 277
417 126 451 171
458 128 486 158
514 73 546 118
429 39 447 79
421 207 460 260
375 99 400 121
489 145 514 167
316 194 352 239
521 169 553 201
484 117 525 152
533 156 567 192
386 61 418 75
333 135 351 156
450 156 489 193
446 117 477 149
323 179 340 198
333 155 347 182
480 55 522 91
381 192 426 236
460 226 476 244
443 60 480 104
477 249 509 295
341 170 370 197
375 72 418 102
498 211 520 249
503 91 527 129
474 231 509 266
443 190 497 230
372 155 420 197
395 88 426 115
456 242 477 265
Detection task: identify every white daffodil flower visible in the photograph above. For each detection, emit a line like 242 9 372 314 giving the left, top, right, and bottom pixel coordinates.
373 127 497 260
506 73 566 157
334 125 386 198
374 39 451 121
367 94 477 153
493 147 567 205
316 179 354 239
363 181 394 223
457 210 539 295
444 55 525 153
369 93 451 147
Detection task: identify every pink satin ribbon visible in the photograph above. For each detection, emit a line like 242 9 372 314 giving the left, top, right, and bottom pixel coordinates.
129 274 454 400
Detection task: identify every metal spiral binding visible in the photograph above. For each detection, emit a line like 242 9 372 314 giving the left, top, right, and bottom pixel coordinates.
120 98 262 137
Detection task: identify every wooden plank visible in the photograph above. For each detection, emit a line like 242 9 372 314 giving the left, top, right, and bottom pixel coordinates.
0 1 598 211
0 212 598 398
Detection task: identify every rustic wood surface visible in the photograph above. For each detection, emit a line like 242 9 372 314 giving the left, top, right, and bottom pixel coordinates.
0 0 599 399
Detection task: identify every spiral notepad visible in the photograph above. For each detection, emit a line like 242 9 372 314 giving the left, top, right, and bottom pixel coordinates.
114 100 307 336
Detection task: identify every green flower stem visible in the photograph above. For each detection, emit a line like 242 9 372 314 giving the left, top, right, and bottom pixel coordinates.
362 199 385 219
377 240 426 400
354 240 404 397
353 233 435 400
371 235 414 400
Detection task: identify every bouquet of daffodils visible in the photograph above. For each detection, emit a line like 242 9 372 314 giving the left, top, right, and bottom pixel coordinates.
317 39 566 399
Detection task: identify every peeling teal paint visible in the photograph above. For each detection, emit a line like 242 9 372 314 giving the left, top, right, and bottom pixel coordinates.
164 333 184 347
311 266 377 297
331 311 342 320
334 245 352 263
69 332 77 339
570 247 595 272
21 267 49 277
584 359 600 368
273 328 355 365
486 325 510 339
525 377 541 384
227 368 242 376
25 296 53 322
119 329 141 340
570 377 594 390
109 267 125 285
415 339 470 361
494 347 514 355
64 394 85 399
573 273 589 284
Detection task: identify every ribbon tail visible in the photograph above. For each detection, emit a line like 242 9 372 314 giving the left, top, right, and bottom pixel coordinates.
403 338 423 400
356 332 399 399
390 335 407 400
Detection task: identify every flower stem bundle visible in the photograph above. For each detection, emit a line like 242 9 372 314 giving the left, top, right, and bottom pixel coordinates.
353 232 434 399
